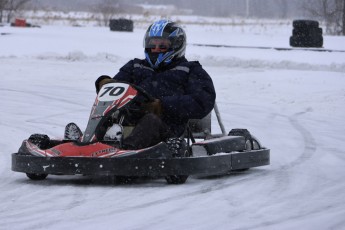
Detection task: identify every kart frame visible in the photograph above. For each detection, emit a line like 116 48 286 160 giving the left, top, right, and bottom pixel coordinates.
12 103 270 178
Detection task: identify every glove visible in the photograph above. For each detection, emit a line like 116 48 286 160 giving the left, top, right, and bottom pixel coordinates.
99 78 114 89
141 99 162 117
95 75 113 93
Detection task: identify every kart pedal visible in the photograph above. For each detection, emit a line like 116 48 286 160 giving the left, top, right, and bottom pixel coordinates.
64 122 82 140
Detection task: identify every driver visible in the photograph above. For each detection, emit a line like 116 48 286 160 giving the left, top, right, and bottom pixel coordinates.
95 19 216 149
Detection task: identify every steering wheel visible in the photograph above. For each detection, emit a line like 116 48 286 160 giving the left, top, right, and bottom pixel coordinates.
130 84 155 103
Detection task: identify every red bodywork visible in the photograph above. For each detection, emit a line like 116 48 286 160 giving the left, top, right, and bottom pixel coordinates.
25 140 140 158
22 83 144 158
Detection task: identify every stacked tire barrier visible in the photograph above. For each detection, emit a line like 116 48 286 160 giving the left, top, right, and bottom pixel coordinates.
290 20 323 48
109 19 134 32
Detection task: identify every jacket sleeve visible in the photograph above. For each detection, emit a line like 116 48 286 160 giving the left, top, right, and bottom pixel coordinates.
113 60 136 83
161 62 216 121
94 60 136 92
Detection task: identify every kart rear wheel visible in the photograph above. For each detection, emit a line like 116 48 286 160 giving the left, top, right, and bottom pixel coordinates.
165 138 190 184
229 129 261 172
26 173 48 180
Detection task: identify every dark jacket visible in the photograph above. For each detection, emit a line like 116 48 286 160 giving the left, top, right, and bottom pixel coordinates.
96 57 216 136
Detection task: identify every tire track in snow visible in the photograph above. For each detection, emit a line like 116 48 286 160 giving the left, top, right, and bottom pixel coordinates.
206 107 331 230
0 178 90 230
0 88 87 107
0 181 67 229
266 108 317 196
255 108 321 228
80 170 271 218
284 108 317 169
329 217 345 230
217 102 317 169
218 102 318 218
233 203 345 230
276 109 316 180
0 88 88 133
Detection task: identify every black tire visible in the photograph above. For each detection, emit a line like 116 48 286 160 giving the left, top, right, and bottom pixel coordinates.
293 20 319 28
165 138 190 184
291 20 323 48
293 28 307 37
228 129 261 172
109 19 133 32
309 27 323 36
228 129 253 149
26 173 48 180
290 35 323 48
309 35 323 47
290 36 303 47
228 128 262 151
290 36 308 47
293 28 322 39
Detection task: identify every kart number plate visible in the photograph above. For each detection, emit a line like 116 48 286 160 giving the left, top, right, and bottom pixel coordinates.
98 83 130 102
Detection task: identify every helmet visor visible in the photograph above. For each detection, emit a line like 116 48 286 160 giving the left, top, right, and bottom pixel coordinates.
145 38 171 52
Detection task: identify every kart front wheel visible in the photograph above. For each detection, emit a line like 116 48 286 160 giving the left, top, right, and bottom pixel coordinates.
26 173 48 180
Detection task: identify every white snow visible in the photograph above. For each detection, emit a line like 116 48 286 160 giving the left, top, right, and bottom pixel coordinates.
1 18 345 230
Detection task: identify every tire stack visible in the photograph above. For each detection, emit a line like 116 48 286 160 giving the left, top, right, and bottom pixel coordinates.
290 20 323 48
109 18 134 32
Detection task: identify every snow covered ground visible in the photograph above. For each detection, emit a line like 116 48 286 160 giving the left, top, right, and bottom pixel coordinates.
1 19 345 230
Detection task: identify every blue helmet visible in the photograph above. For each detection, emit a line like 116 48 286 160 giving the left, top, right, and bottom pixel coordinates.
144 19 187 69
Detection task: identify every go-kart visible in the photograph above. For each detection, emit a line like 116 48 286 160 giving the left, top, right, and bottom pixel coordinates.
12 82 270 184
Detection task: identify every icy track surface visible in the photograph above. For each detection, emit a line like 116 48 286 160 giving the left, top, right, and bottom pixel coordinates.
1 23 345 230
